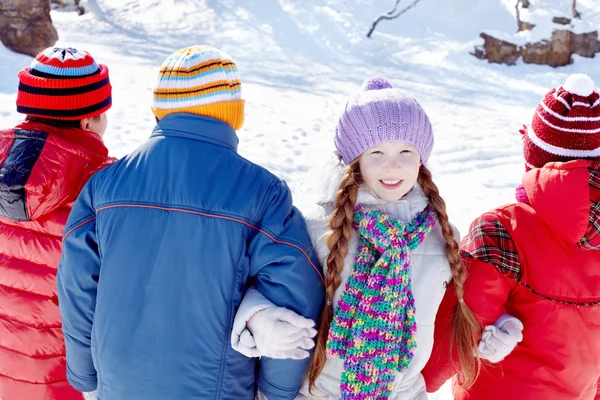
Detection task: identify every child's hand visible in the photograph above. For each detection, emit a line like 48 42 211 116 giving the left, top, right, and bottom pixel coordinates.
82 392 97 400
255 389 269 400
244 307 317 360
478 313 524 363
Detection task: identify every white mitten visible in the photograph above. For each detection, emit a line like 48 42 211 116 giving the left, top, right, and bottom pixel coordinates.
82 392 97 400
232 288 277 358
246 307 317 360
478 313 524 363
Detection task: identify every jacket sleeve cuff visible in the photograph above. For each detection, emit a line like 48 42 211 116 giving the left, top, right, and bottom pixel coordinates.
257 372 300 400
66 364 97 392
231 287 276 356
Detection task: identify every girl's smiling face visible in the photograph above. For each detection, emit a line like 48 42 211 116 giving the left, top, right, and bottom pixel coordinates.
358 140 421 202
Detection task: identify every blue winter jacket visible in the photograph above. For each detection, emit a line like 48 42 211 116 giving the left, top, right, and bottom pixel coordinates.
57 114 325 400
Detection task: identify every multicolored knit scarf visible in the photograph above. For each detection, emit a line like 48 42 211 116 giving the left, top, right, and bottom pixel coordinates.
326 205 437 400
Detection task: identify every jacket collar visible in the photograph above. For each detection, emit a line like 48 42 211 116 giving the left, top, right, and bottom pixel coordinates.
151 113 239 152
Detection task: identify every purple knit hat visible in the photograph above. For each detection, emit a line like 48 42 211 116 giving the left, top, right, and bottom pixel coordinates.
334 76 434 165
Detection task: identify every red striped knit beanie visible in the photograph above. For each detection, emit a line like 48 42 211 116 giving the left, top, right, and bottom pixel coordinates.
16 47 112 120
523 73 600 170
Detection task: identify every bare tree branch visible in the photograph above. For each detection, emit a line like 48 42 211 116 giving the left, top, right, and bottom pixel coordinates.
572 0 581 19
367 0 422 38
386 0 402 16
515 0 522 32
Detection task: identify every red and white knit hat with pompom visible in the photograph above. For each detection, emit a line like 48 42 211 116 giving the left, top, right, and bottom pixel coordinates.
522 73 600 170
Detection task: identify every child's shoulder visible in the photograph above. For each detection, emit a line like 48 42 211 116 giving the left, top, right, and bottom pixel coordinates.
302 202 333 245
304 202 331 226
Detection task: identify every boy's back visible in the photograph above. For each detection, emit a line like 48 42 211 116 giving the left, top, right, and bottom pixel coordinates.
58 46 324 400
0 46 113 400
423 74 600 400
0 122 110 399
59 114 324 399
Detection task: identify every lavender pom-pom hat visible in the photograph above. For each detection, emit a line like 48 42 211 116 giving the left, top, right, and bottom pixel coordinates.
334 76 434 165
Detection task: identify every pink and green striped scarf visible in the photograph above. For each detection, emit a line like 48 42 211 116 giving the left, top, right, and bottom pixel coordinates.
326 205 437 399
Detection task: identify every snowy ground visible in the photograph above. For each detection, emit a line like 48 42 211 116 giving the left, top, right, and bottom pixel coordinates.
1 0 600 397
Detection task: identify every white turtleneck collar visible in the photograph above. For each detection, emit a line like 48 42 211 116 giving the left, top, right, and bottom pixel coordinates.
355 183 430 223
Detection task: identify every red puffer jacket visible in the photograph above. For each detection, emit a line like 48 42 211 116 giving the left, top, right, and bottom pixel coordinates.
423 160 600 400
0 121 112 400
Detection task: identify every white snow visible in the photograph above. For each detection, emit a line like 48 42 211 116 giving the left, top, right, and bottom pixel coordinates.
494 0 600 45
2 0 600 398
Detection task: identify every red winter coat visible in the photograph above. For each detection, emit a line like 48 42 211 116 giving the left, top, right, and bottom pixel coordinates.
423 160 600 400
0 122 112 400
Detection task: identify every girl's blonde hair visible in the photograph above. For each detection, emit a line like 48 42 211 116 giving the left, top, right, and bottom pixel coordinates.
307 163 481 392
417 166 481 388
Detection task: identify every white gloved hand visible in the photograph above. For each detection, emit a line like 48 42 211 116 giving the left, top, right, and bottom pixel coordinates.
245 307 317 360
82 392 97 400
478 313 524 363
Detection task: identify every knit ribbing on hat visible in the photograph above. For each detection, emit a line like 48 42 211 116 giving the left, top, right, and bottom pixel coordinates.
524 73 600 170
151 45 245 130
334 76 434 165
16 47 112 120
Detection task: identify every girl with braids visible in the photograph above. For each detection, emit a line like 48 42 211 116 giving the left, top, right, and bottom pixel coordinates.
423 74 600 400
233 76 519 400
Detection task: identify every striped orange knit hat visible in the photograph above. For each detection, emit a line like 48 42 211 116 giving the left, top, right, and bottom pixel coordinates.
522 73 600 170
16 47 112 120
151 46 244 130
